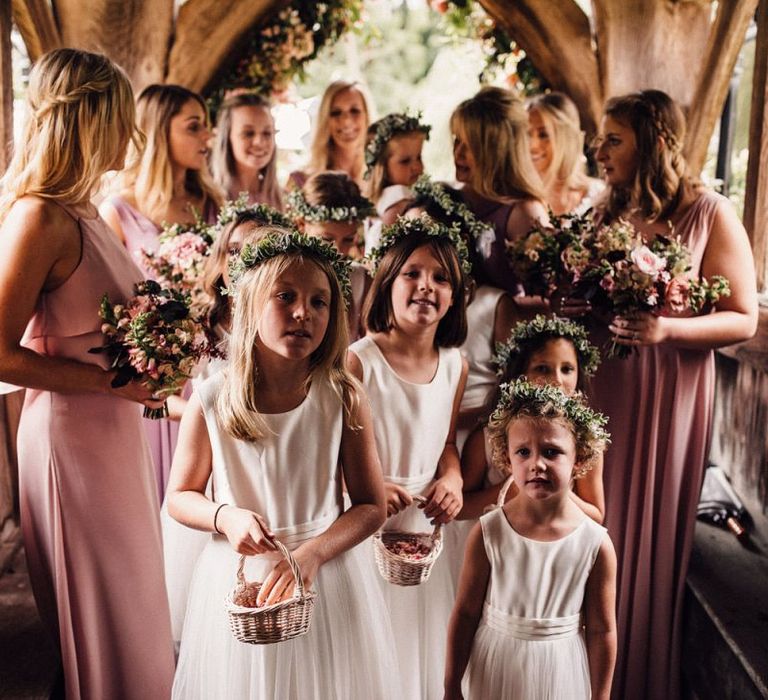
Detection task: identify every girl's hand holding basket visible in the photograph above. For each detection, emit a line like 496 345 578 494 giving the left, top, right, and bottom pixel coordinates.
384 482 413 517
423 472 463 525
258 542 323 607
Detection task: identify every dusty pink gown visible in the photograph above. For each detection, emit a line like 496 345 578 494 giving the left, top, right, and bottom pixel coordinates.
590 190 724 700
17 203 175 699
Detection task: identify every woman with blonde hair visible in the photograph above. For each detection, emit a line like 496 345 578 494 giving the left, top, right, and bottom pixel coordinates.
0 48 174 698
527 91 604 215
210 92 283 210
100 83 224 500
287 80 371 190
451 86 548 295
590 89 757 700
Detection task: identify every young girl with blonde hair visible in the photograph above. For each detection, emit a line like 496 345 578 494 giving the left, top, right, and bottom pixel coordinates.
527 92 605 216
287 80 372 190
210 92 283 210
167 231 399 699
451 86 548 296
100 83 224 499
0 48 174 698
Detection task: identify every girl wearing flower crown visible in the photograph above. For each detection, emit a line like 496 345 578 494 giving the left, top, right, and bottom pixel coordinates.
289 171 376 341
460 315 605 524
363 113 431 254
167 230 399 699
210 93 283 210
451 86 549 297
445 379 616 700
348 215 469 699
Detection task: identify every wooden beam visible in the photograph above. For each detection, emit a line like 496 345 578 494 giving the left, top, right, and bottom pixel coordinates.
10 0 60 62
685 0 759 175
52 0 172 92
0 0 13 174
165 0 282 93
479 0 602 136
744 0 768 291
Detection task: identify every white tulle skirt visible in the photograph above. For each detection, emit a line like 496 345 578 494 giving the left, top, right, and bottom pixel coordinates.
375 501 457 700
173 537 402 700
465 622 591 699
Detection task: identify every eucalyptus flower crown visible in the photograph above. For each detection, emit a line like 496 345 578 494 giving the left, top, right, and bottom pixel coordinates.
364 112 432 179
366 214 473 277
493 315 601 377
286 187 375 224
229 231 352 304
216 193 295 232
412 175 495 253
488 378 610 477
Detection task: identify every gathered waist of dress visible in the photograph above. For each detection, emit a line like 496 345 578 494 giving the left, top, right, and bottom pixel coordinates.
481 603 582 641
213 511 339 551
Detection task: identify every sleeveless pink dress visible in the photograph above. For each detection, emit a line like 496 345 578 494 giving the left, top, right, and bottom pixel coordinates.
17 204 175 699
590 190 723 700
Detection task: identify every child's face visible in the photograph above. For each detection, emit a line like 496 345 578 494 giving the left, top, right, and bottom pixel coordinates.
304 221 360 258
229 105 275 174
390 244 453 331
385 133 425 187
506 416 577 501
452 129 477 184
256 260 331 362
524 339 579 395
527 108 553 177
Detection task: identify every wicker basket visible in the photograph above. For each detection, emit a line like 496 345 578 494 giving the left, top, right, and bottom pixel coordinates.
373 495 443 586
225 538 316 645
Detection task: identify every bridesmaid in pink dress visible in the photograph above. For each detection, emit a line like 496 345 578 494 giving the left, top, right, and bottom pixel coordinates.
0 49 174 699
589 90 757 700
101 84 223 501
450 86 549 297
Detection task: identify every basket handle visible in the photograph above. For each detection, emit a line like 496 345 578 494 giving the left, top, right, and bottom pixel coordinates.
412 494 442 540
496 474 515 508
235 530 306 601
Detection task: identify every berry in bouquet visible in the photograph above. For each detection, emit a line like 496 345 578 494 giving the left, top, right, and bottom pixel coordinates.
89 280 220 419
580 221 731 358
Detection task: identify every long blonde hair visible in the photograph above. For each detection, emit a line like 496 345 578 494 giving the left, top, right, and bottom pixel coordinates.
307 81 371 179
210 93 283 211
450 86 544 203
216 237 359 441
122 84 223 222
527 92 590 193
0 48 136 217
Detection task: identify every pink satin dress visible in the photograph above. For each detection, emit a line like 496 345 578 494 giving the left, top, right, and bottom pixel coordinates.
17 203 174 699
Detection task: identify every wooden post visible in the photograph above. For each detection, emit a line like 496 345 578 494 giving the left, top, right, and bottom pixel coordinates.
0 0 13 174
744 0 768 291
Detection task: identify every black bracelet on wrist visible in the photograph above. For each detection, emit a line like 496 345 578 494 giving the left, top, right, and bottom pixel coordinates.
213 503 228 534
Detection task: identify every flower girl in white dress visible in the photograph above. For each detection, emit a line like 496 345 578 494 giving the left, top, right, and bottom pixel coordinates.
445 379 617 700
167 230 400 699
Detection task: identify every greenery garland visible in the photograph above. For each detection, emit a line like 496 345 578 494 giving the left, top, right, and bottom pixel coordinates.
493 315 601 377
364 112 432 179
230 231 352 303
216 193 296 232
366 214 473 277
286 188 375 223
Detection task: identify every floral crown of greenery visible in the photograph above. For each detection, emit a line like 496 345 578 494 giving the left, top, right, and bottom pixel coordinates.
366 214 473 277
230 231 352 304
412 174 495 244
286 187 375 223
493 315 601 377
159 213 215 244
216 193 295 232
364 112 432 179
490 378 610 446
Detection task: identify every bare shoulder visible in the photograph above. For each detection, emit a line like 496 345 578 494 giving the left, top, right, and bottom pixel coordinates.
346 348 364 381
3 196 78 247
506 197 549 239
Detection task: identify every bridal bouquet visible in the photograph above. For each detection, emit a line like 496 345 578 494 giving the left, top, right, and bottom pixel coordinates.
90 280 219 418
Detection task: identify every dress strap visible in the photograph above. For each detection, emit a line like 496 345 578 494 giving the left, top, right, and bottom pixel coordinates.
481 603 582 641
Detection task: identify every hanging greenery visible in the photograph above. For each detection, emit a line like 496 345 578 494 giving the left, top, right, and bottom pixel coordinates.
430 0 546 94
207 1 363 109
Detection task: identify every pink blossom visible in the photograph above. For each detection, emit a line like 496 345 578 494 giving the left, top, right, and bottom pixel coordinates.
600 274 615 292
665 277 690 314
630 245 667 278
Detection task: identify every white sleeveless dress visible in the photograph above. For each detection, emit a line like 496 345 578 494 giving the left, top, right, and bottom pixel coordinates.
364 184 413 254
349 336 463 700
466 507 607 699
172 371 400 700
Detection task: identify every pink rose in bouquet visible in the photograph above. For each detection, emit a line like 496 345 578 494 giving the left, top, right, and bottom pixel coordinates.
90 280 220 418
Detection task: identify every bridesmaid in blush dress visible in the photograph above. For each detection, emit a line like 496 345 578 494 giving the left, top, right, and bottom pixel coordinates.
589 90 757 700
100 83 223 501
0 49 174 699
